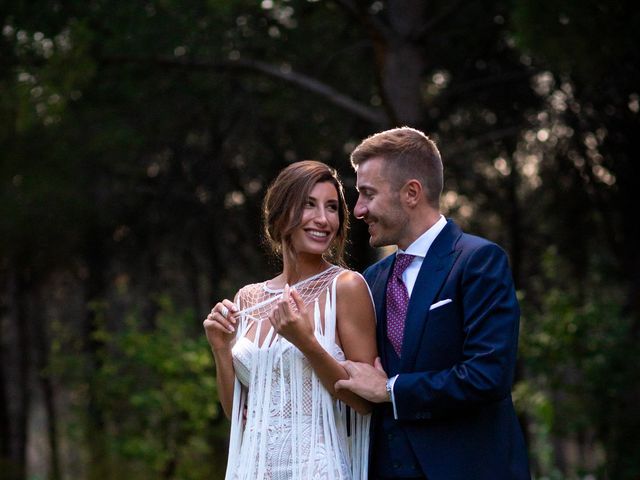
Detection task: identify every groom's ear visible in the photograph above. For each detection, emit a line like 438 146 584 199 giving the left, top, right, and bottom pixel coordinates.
401 179 423 208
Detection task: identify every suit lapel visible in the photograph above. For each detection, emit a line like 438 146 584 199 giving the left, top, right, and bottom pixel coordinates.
370 257 393 359
401 220 462 371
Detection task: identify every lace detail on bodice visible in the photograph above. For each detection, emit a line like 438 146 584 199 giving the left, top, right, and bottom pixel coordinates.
234 265 342 337
225 266 370 480
233 337 345 389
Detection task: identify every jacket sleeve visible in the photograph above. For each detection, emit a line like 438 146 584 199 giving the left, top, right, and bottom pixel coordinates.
392 243 520 420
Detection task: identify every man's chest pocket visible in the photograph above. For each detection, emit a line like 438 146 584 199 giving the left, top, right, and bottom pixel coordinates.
422 301 463 361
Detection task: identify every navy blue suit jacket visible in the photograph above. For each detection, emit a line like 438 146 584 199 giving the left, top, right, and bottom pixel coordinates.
364 219 530 479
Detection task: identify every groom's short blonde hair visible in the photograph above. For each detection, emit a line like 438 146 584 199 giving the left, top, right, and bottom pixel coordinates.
350 127 443 208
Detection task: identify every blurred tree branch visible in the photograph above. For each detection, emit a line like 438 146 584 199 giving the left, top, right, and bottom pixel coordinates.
437 71 535 102
415 0 465 40
102 55 389 128
442 126 522 158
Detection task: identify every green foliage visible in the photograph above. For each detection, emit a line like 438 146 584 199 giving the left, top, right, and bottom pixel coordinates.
92 296 226 479
518 247 640 478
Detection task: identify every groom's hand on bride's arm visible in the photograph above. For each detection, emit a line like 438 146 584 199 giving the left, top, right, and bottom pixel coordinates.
335 357 390 403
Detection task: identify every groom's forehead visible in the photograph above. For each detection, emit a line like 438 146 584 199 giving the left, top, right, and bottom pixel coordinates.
356 163 387 187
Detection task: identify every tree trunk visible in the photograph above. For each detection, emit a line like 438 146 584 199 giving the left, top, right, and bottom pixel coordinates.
32 286 61 480
380 39 425 127
367 0 428 127
0 268 32 480
0 269 13 474
82 239 109 480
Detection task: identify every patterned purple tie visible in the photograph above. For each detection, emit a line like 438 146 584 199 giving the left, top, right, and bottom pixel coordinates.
386 253 415 357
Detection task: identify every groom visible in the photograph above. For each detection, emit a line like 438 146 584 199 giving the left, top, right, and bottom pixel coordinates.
335 127 530 479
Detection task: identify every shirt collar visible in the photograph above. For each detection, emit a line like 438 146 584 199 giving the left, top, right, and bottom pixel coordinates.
398 215 447 259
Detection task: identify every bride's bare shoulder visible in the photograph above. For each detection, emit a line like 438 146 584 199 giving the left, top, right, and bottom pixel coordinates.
335 269 368 293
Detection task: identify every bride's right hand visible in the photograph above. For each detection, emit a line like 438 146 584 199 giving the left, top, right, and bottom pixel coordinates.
203 299 239 351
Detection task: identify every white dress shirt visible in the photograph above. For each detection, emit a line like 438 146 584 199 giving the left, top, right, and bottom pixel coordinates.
398 215 448 296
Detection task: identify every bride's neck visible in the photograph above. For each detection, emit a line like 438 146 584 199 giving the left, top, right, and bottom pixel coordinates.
280 252 330 286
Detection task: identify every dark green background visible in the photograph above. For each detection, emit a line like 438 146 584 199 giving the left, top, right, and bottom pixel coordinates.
1 1 638 479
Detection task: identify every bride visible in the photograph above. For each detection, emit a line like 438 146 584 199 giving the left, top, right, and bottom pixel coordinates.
203 160 377 480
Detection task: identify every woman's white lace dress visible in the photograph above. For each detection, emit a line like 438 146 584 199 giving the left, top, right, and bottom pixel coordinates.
225 266 370 480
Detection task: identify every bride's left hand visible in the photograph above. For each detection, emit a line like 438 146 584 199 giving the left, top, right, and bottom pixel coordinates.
269 284 316 350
